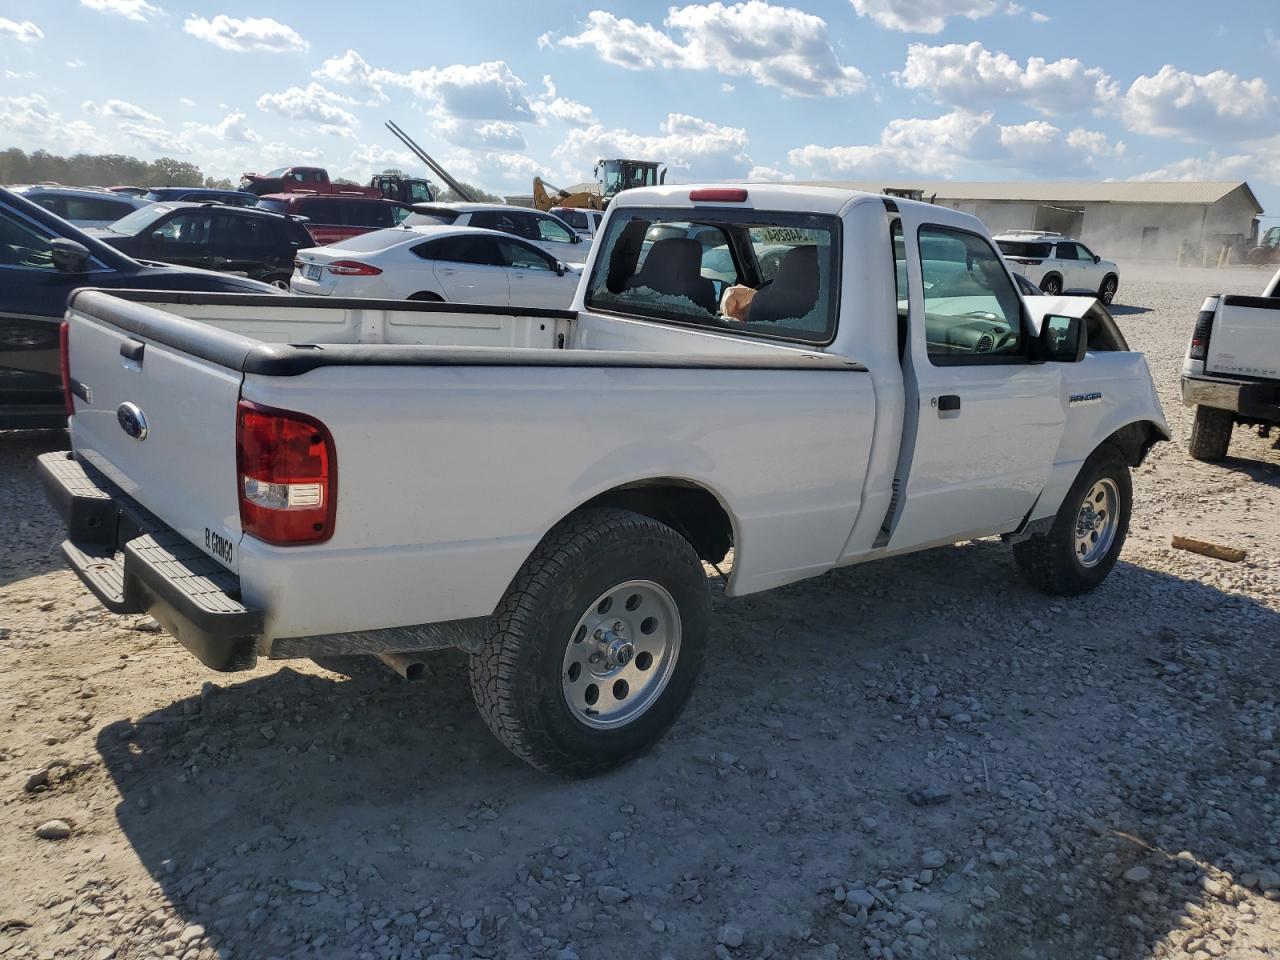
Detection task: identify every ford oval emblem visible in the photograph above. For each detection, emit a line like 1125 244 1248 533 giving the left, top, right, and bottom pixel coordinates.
116 402 148 441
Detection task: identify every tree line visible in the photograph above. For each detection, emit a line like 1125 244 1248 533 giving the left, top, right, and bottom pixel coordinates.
0 148 235 190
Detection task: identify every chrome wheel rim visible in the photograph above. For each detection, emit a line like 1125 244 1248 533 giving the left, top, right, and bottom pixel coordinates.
1074 478 1120 568
270 278 291 290
1043 278 1061 295
1101 280 1116 304
560 580 681 730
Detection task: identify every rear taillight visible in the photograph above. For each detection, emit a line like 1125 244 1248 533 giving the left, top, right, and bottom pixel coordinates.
327 260 381 276
236 401 336 545
59 321 74 416
1189 308 1215 361
1008 257 1043 265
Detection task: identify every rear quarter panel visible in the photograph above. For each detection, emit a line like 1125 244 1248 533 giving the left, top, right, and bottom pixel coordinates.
237 363 875 641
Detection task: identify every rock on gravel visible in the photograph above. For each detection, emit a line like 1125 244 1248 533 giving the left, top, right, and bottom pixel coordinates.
34 819 71 840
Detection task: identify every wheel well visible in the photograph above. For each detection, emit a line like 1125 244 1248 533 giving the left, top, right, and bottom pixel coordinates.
408 291 443 302
1041 271 1063 284
1103 421 1168 467
579 480 733 565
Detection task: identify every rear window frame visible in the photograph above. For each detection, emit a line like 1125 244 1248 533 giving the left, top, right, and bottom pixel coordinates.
583 205 842 348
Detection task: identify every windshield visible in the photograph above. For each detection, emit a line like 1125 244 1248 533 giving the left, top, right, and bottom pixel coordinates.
264 167 288 177
996 240 1053 259
584 207 839 344
107 204 173 236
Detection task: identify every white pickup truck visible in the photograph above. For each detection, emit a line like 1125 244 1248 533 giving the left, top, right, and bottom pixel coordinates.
41 185 1168 775
1181 266 1280 460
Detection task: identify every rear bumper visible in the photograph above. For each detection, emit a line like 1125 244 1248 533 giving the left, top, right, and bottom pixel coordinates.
1181 375 1280 421
37 451 263 671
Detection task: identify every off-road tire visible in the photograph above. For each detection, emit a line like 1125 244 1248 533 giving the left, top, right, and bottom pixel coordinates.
469 508 710 777
1013 446 1131 596
1188 405 1233 462
1039 274 1063 296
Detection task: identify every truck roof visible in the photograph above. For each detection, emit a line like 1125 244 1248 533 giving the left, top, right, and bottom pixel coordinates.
613 183 922 217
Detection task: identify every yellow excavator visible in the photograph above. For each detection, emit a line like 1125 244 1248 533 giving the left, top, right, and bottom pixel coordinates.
533 158 666 212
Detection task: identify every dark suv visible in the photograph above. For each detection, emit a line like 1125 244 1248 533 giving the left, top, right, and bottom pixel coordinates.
254 193 411 245
88 202 313 288
0 187 279 429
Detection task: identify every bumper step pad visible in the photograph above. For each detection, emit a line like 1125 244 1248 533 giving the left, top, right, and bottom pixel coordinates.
38 452 263 672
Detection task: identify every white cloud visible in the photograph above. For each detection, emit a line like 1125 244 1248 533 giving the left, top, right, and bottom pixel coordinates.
179 97 196 108
0 17 42 42
184 15 307 53
118 121 190 152
557 2 865 97
556 113 752 180
896 42 1116 115
1066 128 1122 157
187 111 260 143
532 76 595 126
748 164 795 181
1131 141 1279 185
83 98 163 124
79 0 161 22
394 61 533 121
314 54 539 149
720 82 736 93
1122 65 1275 140
850 0 999 33
435 117 527 151
312 49 388 102
4 69 38 80
256 83 357 136
349 143 416 171
788 109 1112 178
65 58 86 69
1030 11 1050 21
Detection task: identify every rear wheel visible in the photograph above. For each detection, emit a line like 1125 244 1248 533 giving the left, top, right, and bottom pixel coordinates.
1039 274 1063 296
469 508 710 777
1013 446 1131 595
1189 405 1233 461
266 275 292 290
1098 274 1118 304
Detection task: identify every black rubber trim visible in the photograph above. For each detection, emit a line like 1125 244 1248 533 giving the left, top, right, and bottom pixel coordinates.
1222 295 1280 310
37 451 263 671
240 344 863 375
67 289 865 375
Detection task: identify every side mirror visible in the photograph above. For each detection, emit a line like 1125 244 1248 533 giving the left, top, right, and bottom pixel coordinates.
572 232 581 244
1093 254 1101 263
151 231 166 243
555 261 567 276
50 238 90 274
1039 314 1087 362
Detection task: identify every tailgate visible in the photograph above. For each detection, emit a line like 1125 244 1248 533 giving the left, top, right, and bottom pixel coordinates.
65 295 249 573
1206 296 1280 380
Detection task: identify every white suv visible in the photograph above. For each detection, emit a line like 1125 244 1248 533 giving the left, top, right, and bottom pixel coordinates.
405 203 585 263
994 231 1119 304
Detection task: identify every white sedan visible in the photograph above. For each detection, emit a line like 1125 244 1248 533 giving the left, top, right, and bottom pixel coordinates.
291 225 581 308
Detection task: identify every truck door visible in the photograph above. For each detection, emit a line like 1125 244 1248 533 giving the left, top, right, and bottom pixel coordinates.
887 221 1066 552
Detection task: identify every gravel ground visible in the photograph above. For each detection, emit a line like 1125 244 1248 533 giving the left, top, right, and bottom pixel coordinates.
1 264 1278 960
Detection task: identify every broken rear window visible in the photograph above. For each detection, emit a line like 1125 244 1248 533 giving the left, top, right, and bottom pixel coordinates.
584 207 840 345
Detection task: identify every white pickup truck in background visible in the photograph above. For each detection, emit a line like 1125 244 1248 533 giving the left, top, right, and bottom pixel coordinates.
41 185 1168 775
1181 266 1280 461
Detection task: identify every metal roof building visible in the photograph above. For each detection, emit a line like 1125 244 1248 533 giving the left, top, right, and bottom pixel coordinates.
793 180 1263 260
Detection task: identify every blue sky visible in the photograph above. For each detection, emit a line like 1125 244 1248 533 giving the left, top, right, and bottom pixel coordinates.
2 0 1278 218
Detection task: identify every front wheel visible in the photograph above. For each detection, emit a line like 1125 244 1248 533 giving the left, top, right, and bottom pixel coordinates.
1098 274 1118 304
1013 447 1131 595
469 508 710 776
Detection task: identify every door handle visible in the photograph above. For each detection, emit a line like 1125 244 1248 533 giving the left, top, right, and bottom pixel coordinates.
936 394 961 412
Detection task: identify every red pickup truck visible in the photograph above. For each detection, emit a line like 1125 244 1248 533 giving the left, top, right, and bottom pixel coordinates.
240 167 433 205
